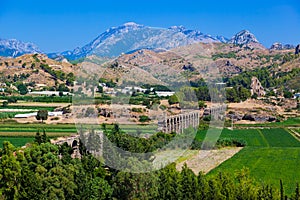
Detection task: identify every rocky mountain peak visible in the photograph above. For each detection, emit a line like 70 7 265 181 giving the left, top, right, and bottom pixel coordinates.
0 38 42 57
270 42 295 50
168 25 186 32
228 30 259 45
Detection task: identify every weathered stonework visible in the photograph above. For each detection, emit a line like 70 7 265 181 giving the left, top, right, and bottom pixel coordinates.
250 77 265 97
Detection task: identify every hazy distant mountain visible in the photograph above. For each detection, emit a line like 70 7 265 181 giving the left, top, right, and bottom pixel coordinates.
270 42 295 50
0 38 42 57
52 22 229 60
1 23 292 60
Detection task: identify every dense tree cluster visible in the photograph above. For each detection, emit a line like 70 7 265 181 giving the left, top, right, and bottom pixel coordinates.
226 86 251 102
226 67 300 90
0 137 299 199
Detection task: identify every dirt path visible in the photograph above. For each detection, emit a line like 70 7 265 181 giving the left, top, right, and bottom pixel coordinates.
176 147 243 174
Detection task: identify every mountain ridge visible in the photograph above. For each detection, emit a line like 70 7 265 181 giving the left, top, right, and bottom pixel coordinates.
1 22 297 59
0 38 42 57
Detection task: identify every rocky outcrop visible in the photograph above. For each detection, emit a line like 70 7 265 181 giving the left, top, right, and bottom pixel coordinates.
270 42 295 50
242 114 276 122
217 60 242 77
228 30 259 45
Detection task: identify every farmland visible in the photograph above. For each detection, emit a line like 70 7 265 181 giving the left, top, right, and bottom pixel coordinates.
198 128 300 195
0 136 34 148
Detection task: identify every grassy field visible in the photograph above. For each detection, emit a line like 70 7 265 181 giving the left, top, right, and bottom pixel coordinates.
234 117 300 128
0 122 159 149
200 128 300 195
0 105 57 111
197 128 300 147
0 136 34 148
208 147 300 195
0 122 159 135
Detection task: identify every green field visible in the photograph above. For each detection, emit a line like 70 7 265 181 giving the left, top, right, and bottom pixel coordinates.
0 122 159 136
0 123 160 150
234 117 300 128
0 136 34 148
0 105 57 111
197 128 300 147
200 128 300 195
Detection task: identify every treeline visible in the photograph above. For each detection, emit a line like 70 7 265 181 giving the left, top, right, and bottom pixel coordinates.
0 95 72 103
0 138 299 199
40 63 75 86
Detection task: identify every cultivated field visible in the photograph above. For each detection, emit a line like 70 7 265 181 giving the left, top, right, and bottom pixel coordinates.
200 128 300 195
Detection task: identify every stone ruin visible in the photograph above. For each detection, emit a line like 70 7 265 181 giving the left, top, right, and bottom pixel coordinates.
250 77 266 97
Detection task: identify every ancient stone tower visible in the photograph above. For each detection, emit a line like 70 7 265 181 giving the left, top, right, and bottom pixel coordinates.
250 77 265 97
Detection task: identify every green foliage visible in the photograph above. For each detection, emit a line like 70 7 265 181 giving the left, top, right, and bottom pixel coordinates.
226 86 250 102
212 52 237 60
227 67 300 90
198 100 206 109
40 63 66 81
0 126 300 198
17 83 28 95
0 95 72 103
34 130 50 144
131 107 143 113
284 90 293 98
168 94 179 105
36 110 48 122
139 115 151 122
2 101 8 107
97 85 103 93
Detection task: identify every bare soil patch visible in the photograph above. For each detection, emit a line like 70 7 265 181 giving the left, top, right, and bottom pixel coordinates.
176 147 243 174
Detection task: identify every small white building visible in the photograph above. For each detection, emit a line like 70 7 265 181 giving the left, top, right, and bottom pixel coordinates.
15 112 37 118
294 93 300 99
29 91 72 96
156 91 175 97
14 111 63 118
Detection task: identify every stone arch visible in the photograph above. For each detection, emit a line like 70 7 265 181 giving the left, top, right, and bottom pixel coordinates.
72 140 78 148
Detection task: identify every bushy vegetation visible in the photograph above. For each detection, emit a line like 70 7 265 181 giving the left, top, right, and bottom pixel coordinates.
226 67 300 90
212 52 237 60
0 128 300 199
0 95 72 103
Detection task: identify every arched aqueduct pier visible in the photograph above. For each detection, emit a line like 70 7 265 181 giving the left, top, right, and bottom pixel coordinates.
158 111 200 134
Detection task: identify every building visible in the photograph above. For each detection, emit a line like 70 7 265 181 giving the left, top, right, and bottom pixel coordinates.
29 91 72 96
250 77 266 97
155 91 175 97
294 93 300 99
14 111 63 118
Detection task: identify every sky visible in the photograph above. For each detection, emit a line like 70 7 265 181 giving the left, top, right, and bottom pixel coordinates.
0 0 299 52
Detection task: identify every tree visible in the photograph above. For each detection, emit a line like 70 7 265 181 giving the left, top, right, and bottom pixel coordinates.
36 110 48 123
34 130 42 144
17 83 28 95
97 85 103 93
34 130 50 144
168 94 179 105
2 101 8 107
139 115 151 123
283 90 293 99
198 100 206 109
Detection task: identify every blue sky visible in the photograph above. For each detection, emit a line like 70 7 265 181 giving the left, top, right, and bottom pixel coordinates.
0 0 299 52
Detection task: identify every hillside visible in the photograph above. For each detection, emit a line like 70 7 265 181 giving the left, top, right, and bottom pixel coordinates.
0 54 77 92
81 42 299 86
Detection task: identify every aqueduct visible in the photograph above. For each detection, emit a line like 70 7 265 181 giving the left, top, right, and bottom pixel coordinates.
158 111 200 134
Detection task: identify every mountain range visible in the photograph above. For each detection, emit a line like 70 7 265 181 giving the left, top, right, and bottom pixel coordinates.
0 22 295 59
0 38 41 57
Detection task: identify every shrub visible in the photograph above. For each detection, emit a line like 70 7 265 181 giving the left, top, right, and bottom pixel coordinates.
139 115 151 123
